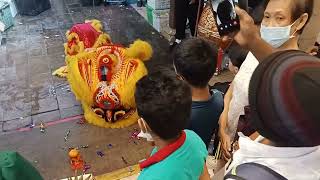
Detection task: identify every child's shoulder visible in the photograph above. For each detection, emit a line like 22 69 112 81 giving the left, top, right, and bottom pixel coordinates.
139 131 207 180
184 130 207 151
184 129 199 139
185 129 200 137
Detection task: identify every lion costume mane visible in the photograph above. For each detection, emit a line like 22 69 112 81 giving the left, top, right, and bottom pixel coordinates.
55 20 152 128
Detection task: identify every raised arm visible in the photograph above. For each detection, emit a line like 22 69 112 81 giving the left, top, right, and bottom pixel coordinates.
233 6 276 61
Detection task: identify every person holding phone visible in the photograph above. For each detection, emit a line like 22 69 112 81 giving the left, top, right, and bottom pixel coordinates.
219 0 314 160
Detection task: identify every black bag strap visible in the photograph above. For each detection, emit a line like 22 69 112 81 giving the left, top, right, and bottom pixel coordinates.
224 174 247 180
224 163 288 180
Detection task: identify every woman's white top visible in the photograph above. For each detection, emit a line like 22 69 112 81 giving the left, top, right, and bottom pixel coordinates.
227 52 259 139
226 135 320 180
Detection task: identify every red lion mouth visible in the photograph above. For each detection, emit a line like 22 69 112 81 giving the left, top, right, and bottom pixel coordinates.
92 107 136 123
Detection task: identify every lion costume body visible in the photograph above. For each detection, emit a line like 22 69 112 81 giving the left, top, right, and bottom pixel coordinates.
55 20 152 128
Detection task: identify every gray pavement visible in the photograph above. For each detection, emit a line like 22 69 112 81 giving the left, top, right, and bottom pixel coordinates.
0 0 170 133
0 1 169 179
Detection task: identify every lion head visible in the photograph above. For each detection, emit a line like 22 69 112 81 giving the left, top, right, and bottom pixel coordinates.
66 40 153 128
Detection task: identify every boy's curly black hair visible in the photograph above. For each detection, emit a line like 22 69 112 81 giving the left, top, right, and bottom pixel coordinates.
135 67 192 140
173 38 218 88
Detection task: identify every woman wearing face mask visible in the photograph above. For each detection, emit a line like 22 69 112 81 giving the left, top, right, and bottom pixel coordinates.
260 0 312 49
219 0 313 160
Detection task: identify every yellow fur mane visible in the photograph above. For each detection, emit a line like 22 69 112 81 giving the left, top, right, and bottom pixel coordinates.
66 40 152 128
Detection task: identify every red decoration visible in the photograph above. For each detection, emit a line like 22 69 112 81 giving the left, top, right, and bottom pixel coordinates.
139 131 186 169
69 23 101 49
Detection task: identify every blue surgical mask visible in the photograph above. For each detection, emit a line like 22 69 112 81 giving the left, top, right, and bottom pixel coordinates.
260 23 297 48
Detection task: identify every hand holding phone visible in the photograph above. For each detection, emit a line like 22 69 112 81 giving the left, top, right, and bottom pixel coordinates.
233 6 261 49
212 0 248 36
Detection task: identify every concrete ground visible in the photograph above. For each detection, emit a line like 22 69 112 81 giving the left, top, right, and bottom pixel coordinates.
0 0 234 179
0 0 169 179
3 0 319 179
0 117 153 179
0 0 170 133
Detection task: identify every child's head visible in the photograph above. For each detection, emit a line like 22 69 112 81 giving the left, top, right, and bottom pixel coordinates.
173 38 218 88
135 67 192 140
249 50 320 147
226 43 248 74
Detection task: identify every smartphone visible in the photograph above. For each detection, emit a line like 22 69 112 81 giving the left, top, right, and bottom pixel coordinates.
212 0 248 36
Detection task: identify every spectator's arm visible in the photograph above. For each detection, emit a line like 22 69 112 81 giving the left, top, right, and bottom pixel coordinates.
219 83 233 132
246 35 275 61
218 83 233 160
232 6 276 61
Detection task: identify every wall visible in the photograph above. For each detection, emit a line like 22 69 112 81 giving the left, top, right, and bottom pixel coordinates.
298 0 320 52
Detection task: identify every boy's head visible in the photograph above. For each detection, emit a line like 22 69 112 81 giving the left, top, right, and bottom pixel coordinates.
249 50 320 147
173 38 218 88
226 43 248 74
135 67 192 140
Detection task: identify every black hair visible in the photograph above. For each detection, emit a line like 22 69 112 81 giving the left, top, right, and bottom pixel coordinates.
249 0 268 25
291 0 313 24
226 42 248 68
173 38 218 88
135 67 192 140
290 0 313 33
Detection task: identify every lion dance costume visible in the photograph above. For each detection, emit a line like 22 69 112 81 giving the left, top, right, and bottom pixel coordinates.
53 20 152 128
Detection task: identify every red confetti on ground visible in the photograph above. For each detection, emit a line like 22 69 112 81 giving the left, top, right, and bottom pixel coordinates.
77 118 85 124
83 164 91 172
131 130 140 140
